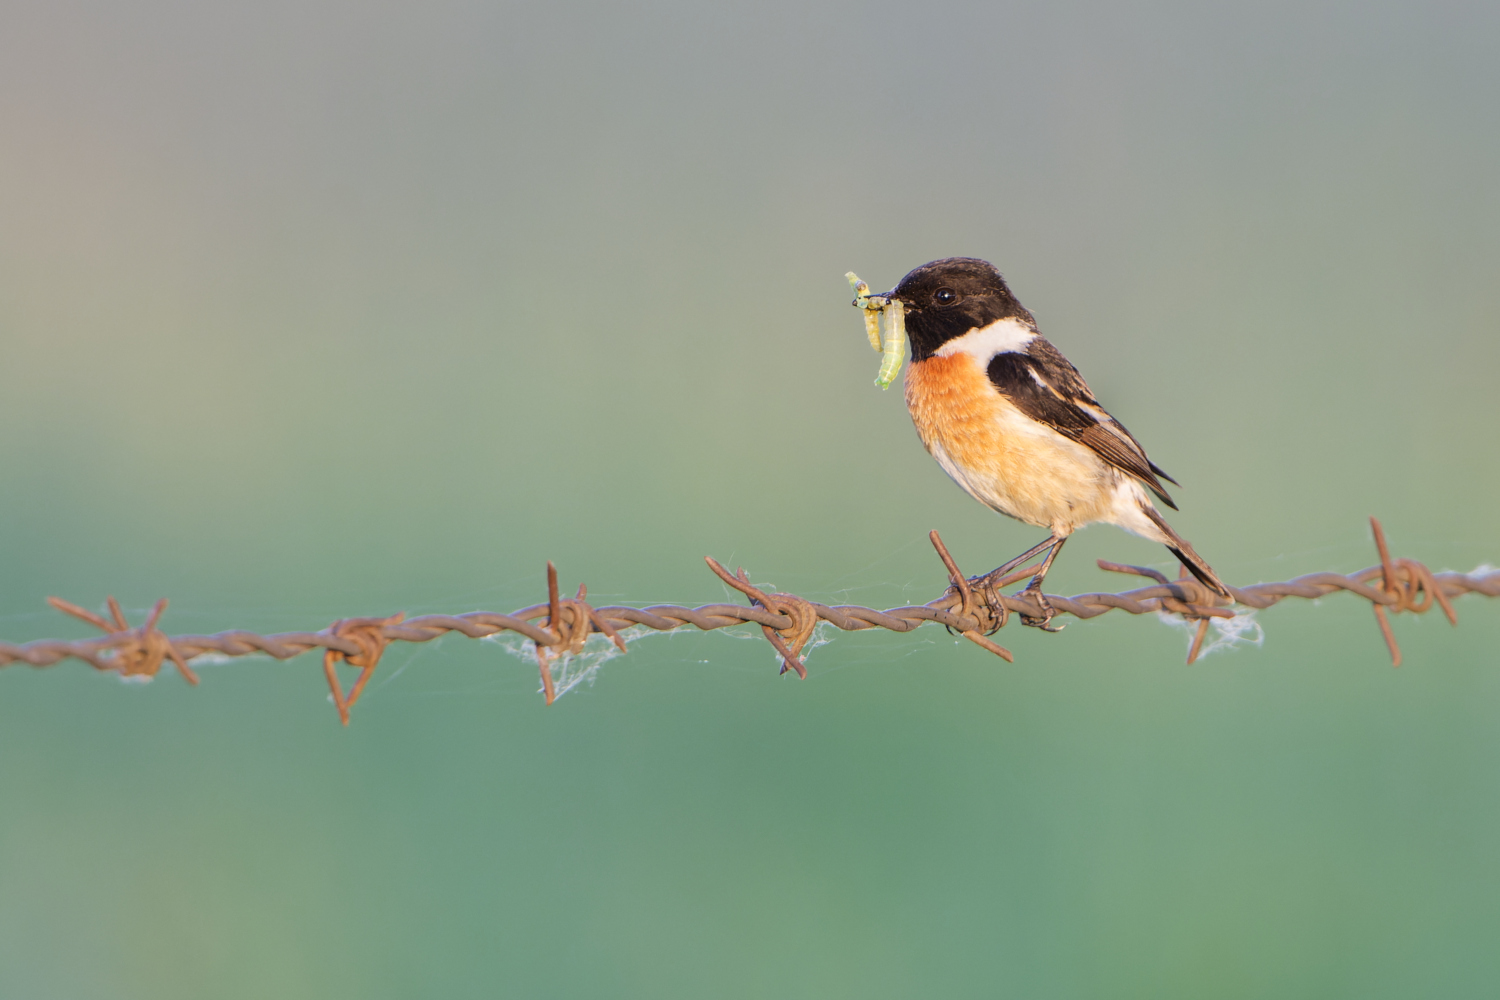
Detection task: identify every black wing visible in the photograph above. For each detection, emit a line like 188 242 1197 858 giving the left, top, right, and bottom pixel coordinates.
986 338 1179 509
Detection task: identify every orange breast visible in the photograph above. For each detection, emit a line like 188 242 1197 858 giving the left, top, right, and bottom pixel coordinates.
904 355 1111 531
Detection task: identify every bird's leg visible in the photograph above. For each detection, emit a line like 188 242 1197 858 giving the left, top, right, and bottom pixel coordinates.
969 535 1061 627
1016 536 1068 631
970 536 1058 589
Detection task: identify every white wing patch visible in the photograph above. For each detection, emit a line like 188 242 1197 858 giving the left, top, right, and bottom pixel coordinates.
934 316 1037 360
1020 360 1115 427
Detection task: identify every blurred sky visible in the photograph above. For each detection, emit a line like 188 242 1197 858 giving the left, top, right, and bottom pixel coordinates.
1 2 1498 997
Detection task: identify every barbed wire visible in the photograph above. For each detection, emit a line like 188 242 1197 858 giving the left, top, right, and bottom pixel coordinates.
2 518 1495 722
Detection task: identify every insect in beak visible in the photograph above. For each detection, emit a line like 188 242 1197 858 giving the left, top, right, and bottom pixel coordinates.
845 272 906 390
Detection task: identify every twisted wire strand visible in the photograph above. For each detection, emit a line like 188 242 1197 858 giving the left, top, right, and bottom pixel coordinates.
3 519 1496 717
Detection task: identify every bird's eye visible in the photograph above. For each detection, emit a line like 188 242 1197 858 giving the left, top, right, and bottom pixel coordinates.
934 288 958 305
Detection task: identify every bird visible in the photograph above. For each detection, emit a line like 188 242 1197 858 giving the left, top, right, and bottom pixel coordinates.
881 257 1228 628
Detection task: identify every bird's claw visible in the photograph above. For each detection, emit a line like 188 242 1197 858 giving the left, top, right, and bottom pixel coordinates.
1016 587 1065 632
959 572 1008 633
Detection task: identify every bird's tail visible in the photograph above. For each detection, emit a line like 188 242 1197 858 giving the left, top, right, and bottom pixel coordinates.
1140 505 1230 598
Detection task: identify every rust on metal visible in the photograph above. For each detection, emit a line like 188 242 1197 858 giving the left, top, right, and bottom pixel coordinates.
322 612 405 725
705 557 819 678
1094 562 1233 665
45 595 198 684
1365 516 1458 667
532 562 627 705
926 530 1015 662
4 517 1495 723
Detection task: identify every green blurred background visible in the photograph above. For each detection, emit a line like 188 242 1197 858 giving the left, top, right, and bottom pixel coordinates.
2 1 1498 996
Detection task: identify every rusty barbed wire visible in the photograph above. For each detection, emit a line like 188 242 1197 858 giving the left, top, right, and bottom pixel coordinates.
3 518 1497 723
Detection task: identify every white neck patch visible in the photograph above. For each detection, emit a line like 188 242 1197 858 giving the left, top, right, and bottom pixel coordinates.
933 316 1037 360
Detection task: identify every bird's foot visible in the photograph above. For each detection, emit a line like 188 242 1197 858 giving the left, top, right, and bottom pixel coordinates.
1016 586 1065 632
967 574 1008 633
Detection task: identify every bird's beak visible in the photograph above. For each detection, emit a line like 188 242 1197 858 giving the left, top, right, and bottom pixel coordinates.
845 273 901 310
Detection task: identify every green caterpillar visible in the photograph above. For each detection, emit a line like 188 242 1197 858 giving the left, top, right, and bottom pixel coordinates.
845 272 906 390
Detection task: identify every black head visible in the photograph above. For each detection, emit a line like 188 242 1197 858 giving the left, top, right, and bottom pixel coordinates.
888 257 1032 361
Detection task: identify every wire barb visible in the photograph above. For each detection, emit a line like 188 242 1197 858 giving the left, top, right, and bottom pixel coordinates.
45 595 198 684
322 612 405 725
1367 516 1458 667
532 562 624 704
704 557 819 678
927 531 1014 662
1095 561 1235 664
